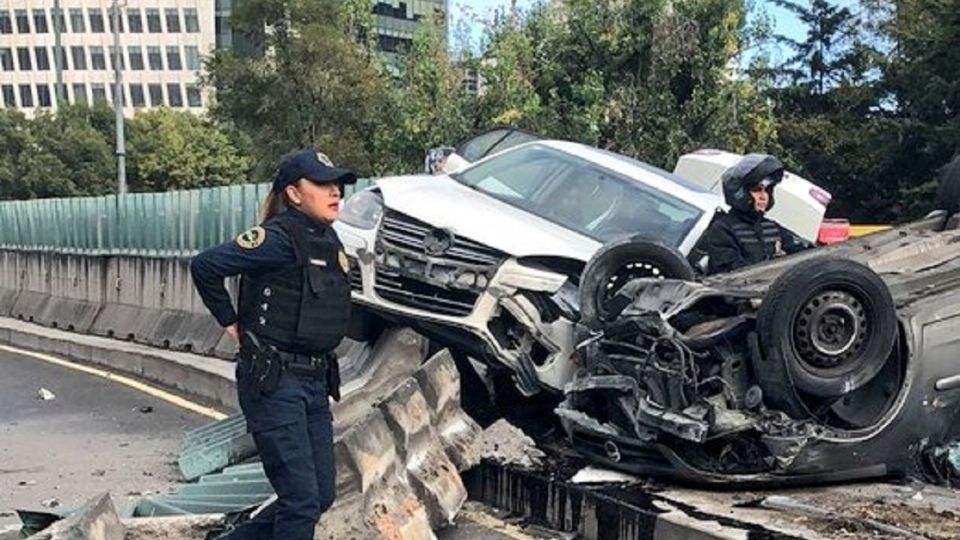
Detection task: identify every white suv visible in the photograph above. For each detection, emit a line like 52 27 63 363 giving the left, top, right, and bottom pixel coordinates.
335 140 725 395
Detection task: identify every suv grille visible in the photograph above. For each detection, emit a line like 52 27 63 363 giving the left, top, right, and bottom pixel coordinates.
380 210 504 267
374 210 505 316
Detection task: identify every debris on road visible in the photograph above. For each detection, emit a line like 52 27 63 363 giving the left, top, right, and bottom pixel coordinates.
39 499 59 509
36 388 55 401
121 514 225 540
91 470 106 477
569 466 640 485
473 419 546 470
136 406 153 414
18 480 37 487
756 495 929 540
27 493 123 540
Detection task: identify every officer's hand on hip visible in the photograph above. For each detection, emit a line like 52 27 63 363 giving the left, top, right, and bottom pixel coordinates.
225 323 240 343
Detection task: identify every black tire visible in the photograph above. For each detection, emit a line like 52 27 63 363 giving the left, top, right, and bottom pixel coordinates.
580 236 695 329
756 257 897 400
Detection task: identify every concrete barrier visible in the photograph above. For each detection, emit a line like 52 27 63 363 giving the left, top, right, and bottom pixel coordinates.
0 250 233 359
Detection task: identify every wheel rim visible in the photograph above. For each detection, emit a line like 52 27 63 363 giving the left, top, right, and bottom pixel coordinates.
793 290 868 371
599 262 664 317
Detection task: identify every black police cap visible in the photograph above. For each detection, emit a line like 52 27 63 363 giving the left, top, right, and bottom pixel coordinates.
272 149 358 194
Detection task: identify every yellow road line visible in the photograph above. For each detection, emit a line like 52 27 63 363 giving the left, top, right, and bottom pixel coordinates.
0 344 228 420
459 509 539 540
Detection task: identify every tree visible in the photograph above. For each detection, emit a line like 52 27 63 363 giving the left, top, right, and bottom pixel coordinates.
476 0 780 168
204 0 394 179
372 12 473 174
0 104 117 199
126 108 252 192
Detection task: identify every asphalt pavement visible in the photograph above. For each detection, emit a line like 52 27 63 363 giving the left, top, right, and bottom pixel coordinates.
0 345 554 539
0 346 211 528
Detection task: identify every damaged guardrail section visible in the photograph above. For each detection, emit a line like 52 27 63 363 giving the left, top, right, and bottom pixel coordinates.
128 348 481 540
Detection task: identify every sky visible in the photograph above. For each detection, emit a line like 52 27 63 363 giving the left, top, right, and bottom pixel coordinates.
449 0 808 59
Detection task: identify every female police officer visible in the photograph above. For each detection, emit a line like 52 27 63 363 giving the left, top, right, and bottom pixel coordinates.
190 149 356 540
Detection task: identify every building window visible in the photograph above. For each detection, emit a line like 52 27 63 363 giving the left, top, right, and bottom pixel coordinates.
109 8 124 33
91 83 107 104
90 46 106 70
33 10 48 33
148 46 163 70
146 8 161 33
71 46 86 70
17 48 31 71
69 8 85 32
0 48 12 71
89 9 105 33
15 9 29 33
128 8 142 33
72 83 87 105
165 8 180 33
184 46 201 71
128 46 144 70
19 85 33 107
186 85 203 108
1 12 13 35
36 85 52 107
130 84 145 107
167 83 183 107
109 46 124 70
35 47 50 71
184 8 200 33
148 84 163 106
166 46 182 70
2 85 14 107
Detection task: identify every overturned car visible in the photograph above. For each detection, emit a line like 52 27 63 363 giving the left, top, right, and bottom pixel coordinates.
559 191 960 485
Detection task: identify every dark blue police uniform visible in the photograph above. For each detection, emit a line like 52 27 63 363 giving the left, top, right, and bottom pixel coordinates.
190 149 356 540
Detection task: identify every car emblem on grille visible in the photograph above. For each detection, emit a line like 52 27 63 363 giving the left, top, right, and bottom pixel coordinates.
423 228 455 256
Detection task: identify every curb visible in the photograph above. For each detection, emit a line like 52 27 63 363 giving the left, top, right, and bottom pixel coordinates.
463 463 803 540
0 316 238 410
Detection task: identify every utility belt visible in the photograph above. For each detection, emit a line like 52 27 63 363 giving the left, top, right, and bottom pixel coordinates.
239 330 341 401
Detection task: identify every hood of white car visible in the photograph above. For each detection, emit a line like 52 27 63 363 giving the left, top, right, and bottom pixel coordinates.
376 175 601 261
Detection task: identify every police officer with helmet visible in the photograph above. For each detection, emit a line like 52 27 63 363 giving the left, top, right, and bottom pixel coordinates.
190 149 356 540
697 153 809 275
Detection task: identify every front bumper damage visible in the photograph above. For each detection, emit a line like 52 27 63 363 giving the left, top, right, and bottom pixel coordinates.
340 218 582 395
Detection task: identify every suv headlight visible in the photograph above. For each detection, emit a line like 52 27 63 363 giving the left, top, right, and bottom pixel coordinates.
339 190 384 230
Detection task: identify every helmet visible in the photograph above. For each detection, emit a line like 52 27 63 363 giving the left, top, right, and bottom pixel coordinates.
721 154 785 214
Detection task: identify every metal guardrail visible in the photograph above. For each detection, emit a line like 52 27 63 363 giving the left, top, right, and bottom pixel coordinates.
0 180 374 257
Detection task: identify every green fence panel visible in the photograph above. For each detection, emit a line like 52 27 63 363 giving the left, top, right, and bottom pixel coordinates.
0 178 376 257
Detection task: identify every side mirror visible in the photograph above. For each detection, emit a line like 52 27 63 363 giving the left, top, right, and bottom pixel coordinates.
424 146 456 175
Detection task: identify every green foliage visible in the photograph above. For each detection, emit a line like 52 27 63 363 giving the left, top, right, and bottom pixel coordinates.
127 108 253 192
0 103 250 200
2 0 956 226
203 0 393 178
372 12 473 175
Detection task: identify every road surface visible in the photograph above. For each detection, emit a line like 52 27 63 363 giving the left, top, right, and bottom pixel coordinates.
0 345 552 539
0 346 212 528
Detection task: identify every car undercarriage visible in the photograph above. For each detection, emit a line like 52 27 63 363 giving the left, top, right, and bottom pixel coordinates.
558 212 960 485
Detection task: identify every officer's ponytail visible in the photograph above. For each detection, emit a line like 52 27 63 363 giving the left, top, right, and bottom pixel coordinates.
258 191 291 224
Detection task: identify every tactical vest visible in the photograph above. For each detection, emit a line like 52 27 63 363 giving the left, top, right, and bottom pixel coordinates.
238 212 351 354
728 218 784 265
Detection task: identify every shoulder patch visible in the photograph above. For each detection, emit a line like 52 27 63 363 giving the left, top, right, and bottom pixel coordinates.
338 250 350 274
236 226 266 250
